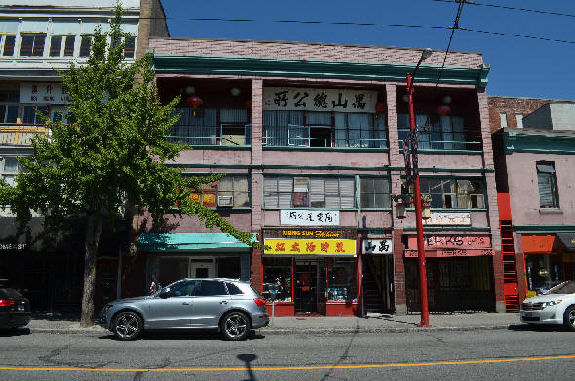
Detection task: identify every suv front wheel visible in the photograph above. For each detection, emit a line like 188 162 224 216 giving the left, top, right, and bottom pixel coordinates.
221 311 250 341
112 311 143 341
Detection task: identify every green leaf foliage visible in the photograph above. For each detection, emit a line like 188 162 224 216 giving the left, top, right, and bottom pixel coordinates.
0 5 261 249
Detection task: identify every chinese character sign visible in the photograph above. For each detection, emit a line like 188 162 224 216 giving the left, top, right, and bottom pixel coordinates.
423 212 471 226
280 210 340 226
263 87 377 113
264 239 356 256
362 239 393 254
20 83 71 105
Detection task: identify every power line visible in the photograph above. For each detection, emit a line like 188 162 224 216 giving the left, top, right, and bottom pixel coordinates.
436 0 465 85
432 0 575 19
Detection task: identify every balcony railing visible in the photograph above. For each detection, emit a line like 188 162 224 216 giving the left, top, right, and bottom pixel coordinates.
0 124 49 146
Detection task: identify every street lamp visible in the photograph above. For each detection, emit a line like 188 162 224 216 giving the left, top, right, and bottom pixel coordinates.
405 48 432 327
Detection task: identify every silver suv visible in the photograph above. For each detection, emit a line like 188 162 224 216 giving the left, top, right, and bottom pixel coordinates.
97 278 269 341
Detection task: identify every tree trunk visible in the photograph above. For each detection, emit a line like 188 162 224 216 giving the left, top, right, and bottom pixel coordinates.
80 212 104 327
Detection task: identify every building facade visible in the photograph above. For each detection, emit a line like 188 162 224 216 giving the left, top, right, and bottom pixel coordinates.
493 102 575 310
0 0 169 312
130 37 503 316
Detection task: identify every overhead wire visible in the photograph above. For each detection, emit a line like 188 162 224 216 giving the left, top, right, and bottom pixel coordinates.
432 0 575 19
435 0 465 85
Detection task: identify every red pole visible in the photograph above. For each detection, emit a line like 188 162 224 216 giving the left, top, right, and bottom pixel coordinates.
407 73 430 327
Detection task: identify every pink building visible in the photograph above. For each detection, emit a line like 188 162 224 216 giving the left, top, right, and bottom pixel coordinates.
130 37 502 315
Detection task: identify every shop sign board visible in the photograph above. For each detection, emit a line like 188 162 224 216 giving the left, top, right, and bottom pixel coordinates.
20 83 71 104
264 238 356 256
263 87 378 113
280 230 343 238
407 234 491 250
404 248 494 258
0 242 25 251
280 209 339 226
362 239 393 254
423 212 471 226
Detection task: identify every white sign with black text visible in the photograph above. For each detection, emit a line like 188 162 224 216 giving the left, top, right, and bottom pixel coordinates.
20 83 71 105
423 212 472 226
362 239 393 254
263 87 378 113
280 209 340 226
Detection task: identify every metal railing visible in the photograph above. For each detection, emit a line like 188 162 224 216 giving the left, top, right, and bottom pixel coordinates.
0 124 49 146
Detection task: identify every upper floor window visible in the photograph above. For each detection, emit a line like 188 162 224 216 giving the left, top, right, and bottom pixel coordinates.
404 178 485 209
21 105 49 124
398 114 478 151
537 162 559 208
360 177 391 209
0 157 20 186
79 35 92 57
49 35 75 57
500 112 508 128
0 104 19 123
170 108 251 146
19 33 46 57
264 110 387 148
264 176 355 209
123 36 136 58
0 35 16 56
187 175 250 208
515 113 523 128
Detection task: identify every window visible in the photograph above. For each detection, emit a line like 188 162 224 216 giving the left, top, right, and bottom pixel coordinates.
225 282 245 295
515 113 523 128
19 33 46 57
49 35 75 57
0 35 16 56
406 178 485 209
124 36 136 58
264 110 386 148
327 258 356 302
216 175 250 208
195 280 228 296
263 258 292 302
168 280 199 297
537 162 559 208
63 35 76 56
21 105 49 124
360 177 391 209
0 157 20 186
49 36 62 57
500 112 508 128
79 35 92 57
398 114 471 151
263 176 355 209
0 104 19 123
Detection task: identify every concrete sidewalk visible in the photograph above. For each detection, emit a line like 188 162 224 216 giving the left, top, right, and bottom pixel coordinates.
27 312 522 335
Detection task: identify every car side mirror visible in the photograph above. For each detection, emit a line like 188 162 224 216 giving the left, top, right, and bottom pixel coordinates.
158 289 170 299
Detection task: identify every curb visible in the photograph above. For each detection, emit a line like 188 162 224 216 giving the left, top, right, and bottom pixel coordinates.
27 324 514 335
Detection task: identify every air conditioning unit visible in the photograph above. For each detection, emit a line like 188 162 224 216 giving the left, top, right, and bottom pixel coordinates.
217 195 234 207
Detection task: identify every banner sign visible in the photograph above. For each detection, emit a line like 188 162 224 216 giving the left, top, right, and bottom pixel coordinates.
423 212 471 226
263 87 378 113
362 239 393 254
405 248 494 258
20 83 71 104
264 238 356 256
280 209 339 226
280 230 343 238
407 235 491 250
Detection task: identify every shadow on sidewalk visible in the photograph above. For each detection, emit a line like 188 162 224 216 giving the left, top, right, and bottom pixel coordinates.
31 312 80 322
508 324 567 332
97 330 266 341
0 327 31 337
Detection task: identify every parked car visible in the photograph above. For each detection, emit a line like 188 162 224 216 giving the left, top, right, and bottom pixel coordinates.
97 278 269 341
0 287 31 330
520 280 575 330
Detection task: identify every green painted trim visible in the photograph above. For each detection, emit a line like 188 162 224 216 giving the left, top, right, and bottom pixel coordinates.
514 225 575 233
399 149 483 155
263 146 389 153
389 166 494 174
503 130 575 155
176 145 252 150
153 54 489 88
168 163 391 171
402 226 491 232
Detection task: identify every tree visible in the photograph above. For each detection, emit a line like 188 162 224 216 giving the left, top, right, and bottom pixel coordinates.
0 6 258 327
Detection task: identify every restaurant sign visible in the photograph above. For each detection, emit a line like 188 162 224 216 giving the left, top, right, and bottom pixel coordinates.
280 209 339 226
20 83 71 104
405 248 494 258
263 87 378 113
362 239 393 254
407 235 491 250
264 238 356 256
423 212 471 226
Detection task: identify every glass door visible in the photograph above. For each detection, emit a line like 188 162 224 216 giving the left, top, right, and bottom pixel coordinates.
294 261 318 314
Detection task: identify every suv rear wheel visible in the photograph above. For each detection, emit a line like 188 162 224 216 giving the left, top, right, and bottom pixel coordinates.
221 311 250 341
563 306 575 332
112 311 143 341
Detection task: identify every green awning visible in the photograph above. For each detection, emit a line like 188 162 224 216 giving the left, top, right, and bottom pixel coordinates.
137 232 255 252
557 233 575 252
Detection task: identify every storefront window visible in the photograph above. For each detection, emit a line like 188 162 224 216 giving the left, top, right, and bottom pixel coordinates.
326 258 356 303
404 177 485 209
263 258 292 302
525 254 563 293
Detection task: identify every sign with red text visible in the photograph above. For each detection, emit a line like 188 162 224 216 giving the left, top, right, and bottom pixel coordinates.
423 212 471 226
407 235 491 250
404 248 494 258
264 238 356 256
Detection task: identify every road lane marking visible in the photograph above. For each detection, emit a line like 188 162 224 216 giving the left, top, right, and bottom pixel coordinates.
1 355 575 372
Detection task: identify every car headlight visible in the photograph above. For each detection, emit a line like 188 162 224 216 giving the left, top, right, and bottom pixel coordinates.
542 300 562 308
103 304 114 313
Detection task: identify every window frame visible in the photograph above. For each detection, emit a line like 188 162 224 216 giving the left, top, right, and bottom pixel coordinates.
404 176 487 210
359 176 392 209
19 33 47 57
536 161 559 209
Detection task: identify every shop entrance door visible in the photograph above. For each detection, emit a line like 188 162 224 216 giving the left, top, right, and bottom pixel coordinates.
189 258 216 278
295 261 318 314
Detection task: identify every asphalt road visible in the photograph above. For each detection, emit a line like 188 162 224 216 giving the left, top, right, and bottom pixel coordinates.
0 327 574 380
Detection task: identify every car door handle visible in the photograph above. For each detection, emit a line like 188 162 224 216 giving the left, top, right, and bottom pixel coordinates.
182 302 190 305
219 301 228 305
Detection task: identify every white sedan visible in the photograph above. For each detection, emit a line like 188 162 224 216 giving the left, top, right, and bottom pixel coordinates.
520 280 575 330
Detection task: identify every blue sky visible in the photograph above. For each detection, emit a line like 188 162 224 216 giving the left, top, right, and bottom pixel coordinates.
161 0 575 100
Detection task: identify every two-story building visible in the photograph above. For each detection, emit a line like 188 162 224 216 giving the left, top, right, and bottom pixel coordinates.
130 37 503 316
0 0 169 312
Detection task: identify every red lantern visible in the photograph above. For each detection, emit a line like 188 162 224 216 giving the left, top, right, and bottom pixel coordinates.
375 103 386 113
186 95 203 108
436 104 451 116
245 100 252 109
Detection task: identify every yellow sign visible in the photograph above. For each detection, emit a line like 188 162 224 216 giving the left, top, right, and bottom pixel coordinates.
264 238 356 256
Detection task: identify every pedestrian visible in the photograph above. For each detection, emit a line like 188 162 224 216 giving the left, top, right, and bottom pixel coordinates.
148 276 159 295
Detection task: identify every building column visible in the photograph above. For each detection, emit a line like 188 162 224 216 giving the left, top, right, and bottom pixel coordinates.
251 79 264 291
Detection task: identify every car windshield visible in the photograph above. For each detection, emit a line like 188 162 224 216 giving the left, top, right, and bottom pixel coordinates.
548 281 575 294
0 288 22 298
